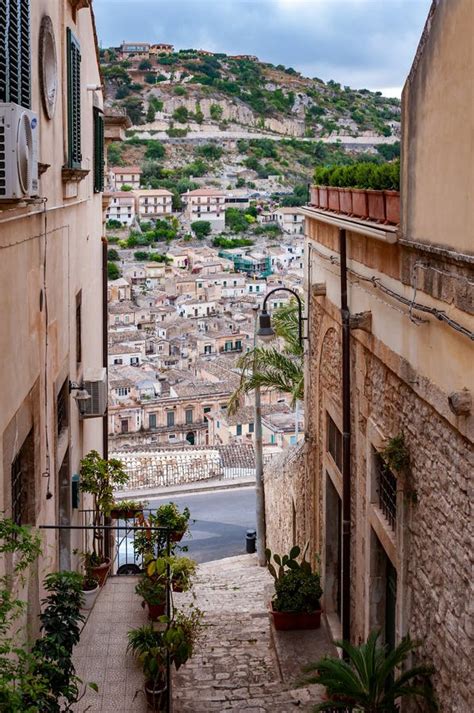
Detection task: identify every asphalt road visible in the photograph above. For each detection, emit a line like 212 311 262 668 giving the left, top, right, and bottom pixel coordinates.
148 486 257 563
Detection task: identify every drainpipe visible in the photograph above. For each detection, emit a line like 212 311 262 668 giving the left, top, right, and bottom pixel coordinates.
339 229 351 645
102 237 110 561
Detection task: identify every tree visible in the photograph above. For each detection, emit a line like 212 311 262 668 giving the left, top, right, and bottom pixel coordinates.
107 262 121 280
144 73 156 84
195 144 223 161
228 300 304 413
123 96 145 125
139 59 152 71
173 106 189 123
145 140 165 160
225 208 249 232
210 103 223 120
191 220 211 239
107 248 120 261
108 142 123 166
305 630 437 712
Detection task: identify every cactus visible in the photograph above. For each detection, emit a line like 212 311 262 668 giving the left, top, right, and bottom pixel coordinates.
265 544 312 581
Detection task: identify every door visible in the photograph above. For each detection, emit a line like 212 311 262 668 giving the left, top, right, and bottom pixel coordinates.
385 559 397 651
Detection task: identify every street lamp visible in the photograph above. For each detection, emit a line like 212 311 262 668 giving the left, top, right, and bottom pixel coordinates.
257 287 305 347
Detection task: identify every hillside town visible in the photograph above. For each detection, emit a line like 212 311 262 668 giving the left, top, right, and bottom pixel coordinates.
106 166 305 455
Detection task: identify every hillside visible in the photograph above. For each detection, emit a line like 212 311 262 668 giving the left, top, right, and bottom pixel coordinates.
100 47 401 141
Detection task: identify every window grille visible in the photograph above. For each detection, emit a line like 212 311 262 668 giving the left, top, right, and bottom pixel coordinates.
57 379 69 437
93 107 104 192
11 428 34 526
374 452 397 530
0 0 31 108
327 414 342 471
11 448 23 526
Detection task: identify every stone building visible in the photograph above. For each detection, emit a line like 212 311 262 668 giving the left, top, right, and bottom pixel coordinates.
0 1 108 630
264 1 473 710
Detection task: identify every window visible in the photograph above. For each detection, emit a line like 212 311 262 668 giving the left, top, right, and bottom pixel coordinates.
120 419 129 434
166 411 175 427
130 356 139 365
235 340 242 350
236 424 242 436
249 422 254 433
56 379 69 437
113 358 123 365
75 291 82 364
374 451 397 530
185 408 193 425
270 434 276 444
327 414 342 471
11 429 34 526
290 435 297 445
149 413 157 429
66 28 82 169
0 0 31 108
93 108 104 192
117 387 130 397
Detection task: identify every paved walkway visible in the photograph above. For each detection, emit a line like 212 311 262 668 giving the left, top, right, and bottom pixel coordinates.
173 554 328 712
72 555 332 712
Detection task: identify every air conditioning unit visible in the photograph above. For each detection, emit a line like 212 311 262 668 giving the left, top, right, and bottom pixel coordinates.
81 367 108 419
0 103 39 200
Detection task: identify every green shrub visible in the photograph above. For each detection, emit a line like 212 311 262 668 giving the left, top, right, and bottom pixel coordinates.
134 251 150 261
210 103 223 120
174 85 187 96
107 248 120 261
106 219 122 229
313 160 399 191
167 126 188 137
145 140 165 160
195 144 223 161
191 220 212 239
107 262 121 280
173 106 189 123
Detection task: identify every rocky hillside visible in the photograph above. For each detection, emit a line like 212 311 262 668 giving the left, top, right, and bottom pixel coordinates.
100 48 401 141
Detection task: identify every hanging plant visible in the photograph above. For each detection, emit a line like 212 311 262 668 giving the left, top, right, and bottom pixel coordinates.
380 433 410 473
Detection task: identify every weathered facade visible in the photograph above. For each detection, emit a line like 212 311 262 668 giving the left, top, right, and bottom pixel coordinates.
264 1 473 710
0 0 106 631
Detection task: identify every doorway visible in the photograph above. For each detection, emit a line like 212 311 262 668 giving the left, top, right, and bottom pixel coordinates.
186 431 195 445
369 529 397 649
58 450 71 570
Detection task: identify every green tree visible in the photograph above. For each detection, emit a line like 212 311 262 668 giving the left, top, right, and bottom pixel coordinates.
210 103 223 120
107 248 120 261
107 262 121 280
139 59 152 71
195 144 223 161
174 85 187 96
173 106 189 123
191 220 212 239
225 208 249 232
145 140 165 160
123 96 145 125
107 142 123 166
228 301 304 413
145 73 156 85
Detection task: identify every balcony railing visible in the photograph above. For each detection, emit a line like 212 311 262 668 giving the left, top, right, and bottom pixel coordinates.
374 453 397 530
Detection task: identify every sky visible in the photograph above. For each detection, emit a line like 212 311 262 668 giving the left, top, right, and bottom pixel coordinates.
93 0 433 98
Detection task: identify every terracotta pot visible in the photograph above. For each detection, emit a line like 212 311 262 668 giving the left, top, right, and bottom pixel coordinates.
318 186 328 210
147 601 166 621
384 190 400 225
309 186 320 208
172 580 184 593
144 679 167 711
170 530 185 542
270 603 322 631
367 189 386 223
339 188 353 215
327 187 340 212
351 188 368 219
110 508 142 520
90 558 111 588
81 583 100 611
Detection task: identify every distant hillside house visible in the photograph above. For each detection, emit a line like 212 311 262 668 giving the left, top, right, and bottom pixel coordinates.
118 41 151 58
182 188 226 233
105 191 135 226
275 207 304 235
109 166 141 190
150 43 174 55
133 189 173 220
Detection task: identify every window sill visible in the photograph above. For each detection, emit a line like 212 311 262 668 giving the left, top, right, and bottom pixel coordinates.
62 166 90 183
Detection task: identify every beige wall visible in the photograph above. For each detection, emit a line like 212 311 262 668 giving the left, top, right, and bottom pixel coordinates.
402 0 474 252
0 1 105 621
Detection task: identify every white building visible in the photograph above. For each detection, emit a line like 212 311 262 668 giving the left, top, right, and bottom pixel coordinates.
109 166 142 189
134 189 174 220
105 191 136 226
182 188 226 232
275 207 304 235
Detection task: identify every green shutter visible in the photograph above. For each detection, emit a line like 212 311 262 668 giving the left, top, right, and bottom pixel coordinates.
93 107 104 192
67 27 81 168
0 0 30 107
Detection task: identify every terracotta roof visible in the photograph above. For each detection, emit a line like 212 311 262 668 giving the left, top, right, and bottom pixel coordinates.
183 188 226 197
111 166 141 174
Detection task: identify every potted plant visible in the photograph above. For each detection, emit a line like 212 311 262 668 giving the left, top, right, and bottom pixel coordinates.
127 625 167 712
80 572 100 611
155 502 191 541
266 545 322 631
169 556 197 592
110 499 147 520
135 574 167 620
79 450 129 585
304 630 437 712
161 607 203 670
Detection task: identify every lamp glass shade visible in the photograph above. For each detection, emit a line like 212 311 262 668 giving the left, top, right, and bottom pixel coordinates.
257 311 276 341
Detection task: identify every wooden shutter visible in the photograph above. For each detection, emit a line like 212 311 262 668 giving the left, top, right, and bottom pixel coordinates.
67 27 81 168
93 106 104 192
0 0 30 107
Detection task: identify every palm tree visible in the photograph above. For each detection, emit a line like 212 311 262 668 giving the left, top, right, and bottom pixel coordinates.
228 299 304 414
302 630 437 712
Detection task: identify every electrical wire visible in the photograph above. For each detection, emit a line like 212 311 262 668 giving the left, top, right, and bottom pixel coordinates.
308 241 474 341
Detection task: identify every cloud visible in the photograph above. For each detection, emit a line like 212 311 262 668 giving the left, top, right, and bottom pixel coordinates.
93 0 431 93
